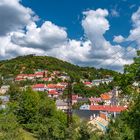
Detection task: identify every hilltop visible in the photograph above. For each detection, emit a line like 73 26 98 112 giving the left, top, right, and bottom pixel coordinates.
0 54 118 80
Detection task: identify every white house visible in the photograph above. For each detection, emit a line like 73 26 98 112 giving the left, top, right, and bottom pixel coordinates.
32 84 47 91
0 85 10 95
80 104 90 110
56 99 68 111
92 77 113 86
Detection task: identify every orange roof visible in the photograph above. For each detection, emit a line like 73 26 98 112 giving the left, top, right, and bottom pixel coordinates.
100 94 111 100
90 105 127 112
47 84 64 89
47 84 57 88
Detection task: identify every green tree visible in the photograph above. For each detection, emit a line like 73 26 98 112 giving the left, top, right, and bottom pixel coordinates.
105 50 140 140
0 111 23 140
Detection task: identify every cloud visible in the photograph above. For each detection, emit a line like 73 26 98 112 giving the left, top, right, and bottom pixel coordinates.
81 9 134 71
110 9 120 17
0 0 38 36
11 21 68 50
127 7 140 47
0 35 45 60
113 35 125 43
0 0 138 72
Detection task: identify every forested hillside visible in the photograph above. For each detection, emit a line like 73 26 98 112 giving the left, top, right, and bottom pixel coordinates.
0 54 118 80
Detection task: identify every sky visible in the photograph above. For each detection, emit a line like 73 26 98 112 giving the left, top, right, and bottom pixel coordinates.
0 0 140 72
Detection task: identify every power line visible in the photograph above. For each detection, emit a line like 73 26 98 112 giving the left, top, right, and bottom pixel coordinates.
94 38 139 69
105 44 137 70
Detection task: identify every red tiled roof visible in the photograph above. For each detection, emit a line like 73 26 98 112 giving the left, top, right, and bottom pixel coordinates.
28 74 36 77
48 90 58 95
35 72 44 75
32 84 46 88
16 74 27 77
47 84 57 88
42 78 49 81
15 78 24 81
84 82 92 85
90 105 127 112
47 84 64 89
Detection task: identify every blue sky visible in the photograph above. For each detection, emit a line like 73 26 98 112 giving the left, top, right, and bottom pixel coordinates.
22 0 140 41
0 0 140 72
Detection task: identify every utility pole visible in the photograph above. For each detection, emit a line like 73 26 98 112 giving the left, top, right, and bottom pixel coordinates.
67 79 72 127
111 88 117 105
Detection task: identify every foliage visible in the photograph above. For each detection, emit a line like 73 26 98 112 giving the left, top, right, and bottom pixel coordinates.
3 84 104 140
0 55 118 81
104 50 140 140
73 82 114 97
0 110 23 140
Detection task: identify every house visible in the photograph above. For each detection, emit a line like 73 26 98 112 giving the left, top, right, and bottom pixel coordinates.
89 105 127 113
59 82 68 87
0 95 9 104
35 72 45 78
77 97 89 103
48 90 59 98
32 84 47 91
15 74 28 81
59 75 69 81
80 104 90 110
41 77 52 82
56 99 68 111
15 77 25 81
72 94 79 105
47 84 57 91
92 79 102 86
89 115 109 132
84 82 92 87
46 84 65 92
27 74 36 80
92 78 113 86
103 78 113 84
0 85 10 95
89 97 102 105
55 84 65 91
16 74 28 79
100 93 112 105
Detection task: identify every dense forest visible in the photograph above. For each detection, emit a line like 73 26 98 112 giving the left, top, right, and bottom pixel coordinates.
0 85 101 140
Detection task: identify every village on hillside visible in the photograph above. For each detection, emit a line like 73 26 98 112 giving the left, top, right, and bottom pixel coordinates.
0 68 133 132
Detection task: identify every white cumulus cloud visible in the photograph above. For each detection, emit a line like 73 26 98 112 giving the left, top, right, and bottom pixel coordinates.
113 35 125 43
0 0 138 72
